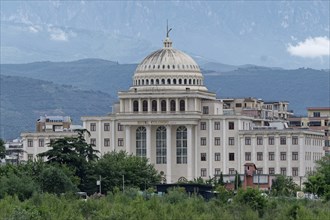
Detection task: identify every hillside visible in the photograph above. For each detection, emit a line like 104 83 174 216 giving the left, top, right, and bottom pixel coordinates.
0 74 113 140
1 59 329 115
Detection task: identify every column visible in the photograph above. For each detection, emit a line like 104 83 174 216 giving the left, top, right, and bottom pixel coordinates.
166 125 172 183
157 99 161 113
120 99 124 112
166 98 170 113
128 99 132 113
125 125 131 154
111 121 115 151
208 120 213 177
222 119 227 173
98 120 102 154
148 99 151 113
275 135 280 174
138 98 142 112
185 98 188 112
146 125 151 159
194 98 198 112
263 135 267 174
252 136 256 163
187 125 193 180
239 136 244 174
299 135 305 177
195 126 198 178
287 136 292 176
176 98 179 112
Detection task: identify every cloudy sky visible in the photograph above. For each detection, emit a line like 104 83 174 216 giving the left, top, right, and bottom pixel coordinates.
1 1 329 69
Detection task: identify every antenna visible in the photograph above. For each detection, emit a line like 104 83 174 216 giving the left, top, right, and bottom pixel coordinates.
166 19 172 38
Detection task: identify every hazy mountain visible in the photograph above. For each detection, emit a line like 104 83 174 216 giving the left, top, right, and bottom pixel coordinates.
0 74 113 140
1 1 329 69
1 59 329 119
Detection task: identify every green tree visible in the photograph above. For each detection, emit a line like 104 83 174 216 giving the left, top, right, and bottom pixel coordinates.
94 151 160 193
234 171 242 190
39 166 77 194
218 172 224 186
0 138 5 160
235 187 268 217
271 175 299 197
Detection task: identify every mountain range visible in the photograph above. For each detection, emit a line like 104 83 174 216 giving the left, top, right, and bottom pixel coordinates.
1 59 329 140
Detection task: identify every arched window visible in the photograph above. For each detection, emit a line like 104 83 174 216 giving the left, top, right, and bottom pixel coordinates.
176 126 187 164
136 127 146 157
162 79 165 84
156 126 167 164
138 80 141 85
143 100 148 112
173 65 175 69
146 79 149 85
152 100 157 112
189 79 192 85
151 79 154 85
179 79 182 84
167 65 170 69
142 79 145 85
170 100 176 111
184 79 187 84
167 79 171 84
156 79 159 84
173 79 177 84
161 100 166 112
193 79 195 85
133 100 139 112
180 100 185 111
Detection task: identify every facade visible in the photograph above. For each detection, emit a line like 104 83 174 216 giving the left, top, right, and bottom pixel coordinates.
81 36 325 184
2 139 24 164
288 107 330 154
21 115 81 161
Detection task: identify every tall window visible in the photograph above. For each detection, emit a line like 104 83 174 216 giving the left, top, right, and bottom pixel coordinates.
269 152 275 161
117 123 123 131
292 136 298 145
104 123 110 131
170 100 176 111
39 139 44 147
214 152 221 161
176 126 187 164
229 153 235 161
292 152 298 160
245 137 251 145
257 136 263 145
268 136 274 145
90 138 96 146
280 152 286 161
104 138 110 147
90 123 96 131
180 100 185 111
200 122 206 130
152 100 157 112
201 153 206 161
143 100 148 112
203 106 209 114
228 122 234 130
156 126 167 164
214 137 221 146
228 137 235 145
118 138 124 146
201 168 207 177
269 167 275 175
161 100 167 112
214 121 221 130
292 167 299 176
28 139 33 147
133 100 139 112
257 152 263 161
280 167 287 176
280 136 286 145
136 127 146 157
245 152 251 161
28 154 33 161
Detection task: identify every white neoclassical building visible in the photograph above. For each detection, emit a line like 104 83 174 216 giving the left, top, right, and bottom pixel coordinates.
79 35 324 184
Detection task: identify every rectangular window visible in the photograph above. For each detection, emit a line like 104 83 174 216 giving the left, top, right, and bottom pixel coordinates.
292 167 299 177
90 138 96 146
28 154 33 161
38 139 44 147
214 137 221 146
245 152 251 161
117 123 123 131
215 168 221 175
280 136 286 145
292 152 298 160
229 153 235 161
215 152 221 161
269 167 275 175
280 167 287 176
200 153 207 161
313 112 320 117
292 136 298 145
235 103 242 108
104 138 110 147
200 137 207 146
257 168 263 174
280 152 286 161
201 168 207 177
268 136 274 145
214 121 221 130
257 152 263 161
28 139 33 147
200 122 206 130
228 122 235 130
257 136 263 145
245 137 251 145
118 138 124 146
104 123 110 131
203 106 209 114
90 123 96 132
269 152 275 161
228 137 235 145
229 168 235 174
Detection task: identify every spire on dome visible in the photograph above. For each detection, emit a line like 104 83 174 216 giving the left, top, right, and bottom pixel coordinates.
163 20 173 48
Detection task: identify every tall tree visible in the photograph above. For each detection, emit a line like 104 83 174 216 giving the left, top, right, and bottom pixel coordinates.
271 175 299 197
0 139 5 160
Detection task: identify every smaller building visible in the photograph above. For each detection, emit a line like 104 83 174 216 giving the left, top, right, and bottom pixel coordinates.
3 139 24 164
21 115 82 161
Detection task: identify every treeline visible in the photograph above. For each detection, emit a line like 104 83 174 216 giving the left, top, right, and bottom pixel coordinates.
0 188 329 220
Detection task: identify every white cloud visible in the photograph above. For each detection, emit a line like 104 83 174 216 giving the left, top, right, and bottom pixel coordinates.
48 26 76 42
287 36 330 58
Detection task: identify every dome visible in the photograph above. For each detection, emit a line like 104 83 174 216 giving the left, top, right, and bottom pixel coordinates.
132 37 207 91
